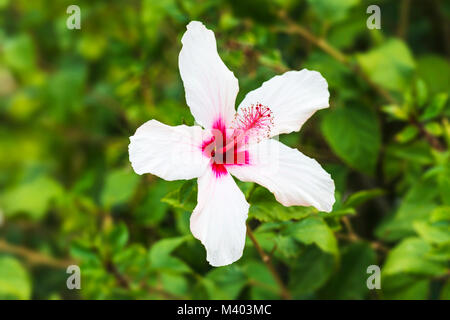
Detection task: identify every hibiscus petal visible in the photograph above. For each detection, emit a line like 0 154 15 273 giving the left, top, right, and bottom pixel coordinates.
228 139 335 212
179 21 239 129
129 120 210 180
191 169 249 266
237 69 329 137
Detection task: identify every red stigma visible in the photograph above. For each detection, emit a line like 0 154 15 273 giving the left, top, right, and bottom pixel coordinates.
232 103 274 142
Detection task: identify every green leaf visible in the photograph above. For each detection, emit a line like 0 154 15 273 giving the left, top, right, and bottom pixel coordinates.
154 255 191 274
179 179 196 204
381 104 410 121
415 78 428 108
427 244 450 262
249 203 317 222
383 237 447 277
0 256 31 300
435 153 450 205
3 35 35 73
149 236 191 273
321 105 381 174
318 207 356 218
320 242 376 299
198 278 229 300
304 52 351 89
344 189 384 208
273 235 301 259
327 13 366 50
376 177 438 241
413 221 450 246
288 246 335 298
8 90 40 120
161 180 196 212
0 175 63 220
420 93 448 121
149 236 187 259
244 260 279 299
248 187 318 222
141 0 181 46
47 65 87 118
417 55 450 95
135 180 170 225
356 39 415 92
77 34 107 61
206 265 247 299
161 272 188 296
424 122 443 136
431 206 450 223
105 222 129 253
70 240 99 264
252 228 302 261
308 0 360 24
382 274 429 300
113 244 149 281
284 216 338 256
395 126 419 143
0 0 10 9
258 49 287 72
101 168 139 207
384 141 433 171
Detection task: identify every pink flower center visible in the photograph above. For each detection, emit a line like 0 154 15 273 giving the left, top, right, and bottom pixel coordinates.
202 104 273 177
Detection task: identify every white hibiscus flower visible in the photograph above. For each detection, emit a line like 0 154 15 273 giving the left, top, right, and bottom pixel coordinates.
129 21 335 267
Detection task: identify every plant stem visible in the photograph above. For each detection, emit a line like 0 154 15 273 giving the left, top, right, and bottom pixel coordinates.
410 117 445 151
336 233 389 254
0 239 75 269
246 223 292 299
338 217 389 254
397 0 411 39
342 216 358 241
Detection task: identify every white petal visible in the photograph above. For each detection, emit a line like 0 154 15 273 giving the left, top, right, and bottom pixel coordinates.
128 120 210 181
228 139 335 212
237 69 329 137
191 169 249 267
179 21 239 129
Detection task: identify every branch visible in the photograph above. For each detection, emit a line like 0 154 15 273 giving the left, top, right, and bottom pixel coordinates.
278 10 397 105
341 217 389 253
278 10 448 151
246 224 292 299
0 239 75 269
336 216 390 255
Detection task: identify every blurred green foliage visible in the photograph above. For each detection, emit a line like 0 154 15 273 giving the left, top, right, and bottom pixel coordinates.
0 0 449 300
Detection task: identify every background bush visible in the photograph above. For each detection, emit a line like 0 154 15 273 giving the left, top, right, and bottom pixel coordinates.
0 0 449 300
